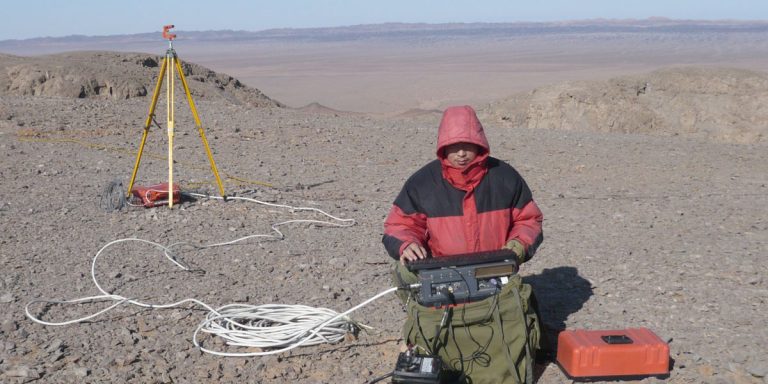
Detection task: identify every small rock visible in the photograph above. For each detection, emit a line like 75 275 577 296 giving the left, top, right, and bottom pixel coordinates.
730 349 750 364
1 320 17 333
71 367 89 377
222 359 242 379
234 294 250 303
283 366 300 379
4 365 39 379
158 371 172 383
46 339 63 353
259 355 275 372
0 293 13 303
49 351 64 363
137 316 153 334
747 361 768 377
328 257 347 268
65 352 82 364
698 363 715 376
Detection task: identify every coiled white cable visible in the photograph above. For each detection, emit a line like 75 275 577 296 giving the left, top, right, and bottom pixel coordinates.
194 287 397 357
25 193 397 357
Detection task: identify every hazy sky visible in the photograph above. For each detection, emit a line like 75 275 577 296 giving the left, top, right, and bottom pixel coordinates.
2 0 767 40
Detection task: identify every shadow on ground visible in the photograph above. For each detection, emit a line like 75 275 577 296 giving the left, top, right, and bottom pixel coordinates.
525 266 593 380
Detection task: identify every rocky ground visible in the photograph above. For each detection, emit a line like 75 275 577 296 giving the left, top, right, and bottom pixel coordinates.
1 54 767 383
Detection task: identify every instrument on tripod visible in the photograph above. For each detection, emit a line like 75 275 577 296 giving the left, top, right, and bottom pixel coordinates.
126 24 226 207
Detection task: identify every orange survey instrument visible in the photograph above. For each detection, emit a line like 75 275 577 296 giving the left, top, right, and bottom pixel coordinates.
556 328 670 379
132 183 181 208
162 24 176 41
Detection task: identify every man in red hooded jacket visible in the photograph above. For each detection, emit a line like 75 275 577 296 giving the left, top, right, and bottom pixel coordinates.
383 105 543 265
382 106 544 383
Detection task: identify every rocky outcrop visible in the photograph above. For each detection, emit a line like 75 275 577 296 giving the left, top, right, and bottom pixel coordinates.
482 67 768 143
0 52 282 108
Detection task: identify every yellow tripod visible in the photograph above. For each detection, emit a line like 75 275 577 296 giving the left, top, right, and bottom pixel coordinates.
126 25 226 207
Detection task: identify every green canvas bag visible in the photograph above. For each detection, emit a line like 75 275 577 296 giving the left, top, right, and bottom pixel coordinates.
394 264 540 384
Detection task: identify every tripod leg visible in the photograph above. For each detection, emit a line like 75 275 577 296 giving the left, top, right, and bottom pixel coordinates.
175 59 227 199
167 53 176 208
127 58 168 198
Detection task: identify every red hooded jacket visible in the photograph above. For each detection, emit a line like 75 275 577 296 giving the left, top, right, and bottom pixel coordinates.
383 106 543 260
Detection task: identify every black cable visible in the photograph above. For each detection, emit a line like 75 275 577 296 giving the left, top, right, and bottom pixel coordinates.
447 268 497 374
367 371 393 384
100 179 127 212
449 314 467 382
459 294 494 368
432 305 451 354
151 114 162 130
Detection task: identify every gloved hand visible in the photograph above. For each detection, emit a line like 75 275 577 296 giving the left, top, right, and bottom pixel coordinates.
502 239 526 265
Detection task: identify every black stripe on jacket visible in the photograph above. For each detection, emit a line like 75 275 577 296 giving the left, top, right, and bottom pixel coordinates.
393 157 533 218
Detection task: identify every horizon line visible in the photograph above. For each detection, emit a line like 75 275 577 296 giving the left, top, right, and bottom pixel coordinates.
2 17 768 43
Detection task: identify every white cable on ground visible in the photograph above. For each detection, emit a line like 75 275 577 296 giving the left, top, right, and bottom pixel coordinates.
164 192 355 251
25 193 396 357
194 287 397 357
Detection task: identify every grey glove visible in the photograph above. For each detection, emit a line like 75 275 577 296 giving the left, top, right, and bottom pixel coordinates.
502 239 526 265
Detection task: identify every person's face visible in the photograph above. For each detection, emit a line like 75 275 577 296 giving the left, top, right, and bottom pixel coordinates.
444 142 480 169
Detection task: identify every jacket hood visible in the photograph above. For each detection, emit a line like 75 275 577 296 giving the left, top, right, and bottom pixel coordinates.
436 105 490 159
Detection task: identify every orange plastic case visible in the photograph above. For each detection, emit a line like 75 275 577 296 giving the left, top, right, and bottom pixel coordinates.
556 328 669 379
131 183 181 208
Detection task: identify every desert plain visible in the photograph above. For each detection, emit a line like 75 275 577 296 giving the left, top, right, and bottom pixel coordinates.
0 21 767 383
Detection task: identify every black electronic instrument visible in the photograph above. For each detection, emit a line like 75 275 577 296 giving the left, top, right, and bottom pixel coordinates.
392 350 444 384
406 249 519 308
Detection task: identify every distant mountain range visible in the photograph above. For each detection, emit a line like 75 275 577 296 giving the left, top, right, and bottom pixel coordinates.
3 19 768 47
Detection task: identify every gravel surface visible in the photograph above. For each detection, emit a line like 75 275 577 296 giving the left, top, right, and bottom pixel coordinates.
1 90 767 383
